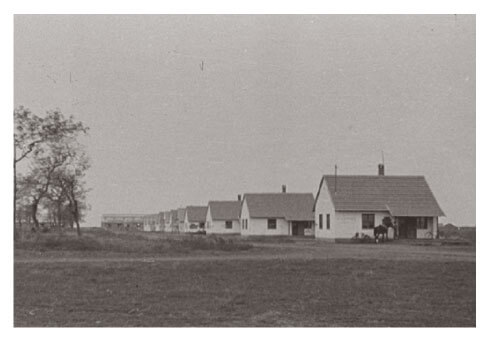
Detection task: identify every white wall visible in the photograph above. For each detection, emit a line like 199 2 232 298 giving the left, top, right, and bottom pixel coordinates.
416 217 437 239
314 179 336 239
207 220 241 234
334 211 391 239
242 217 290 236
240 198 290 236
205 206 240 234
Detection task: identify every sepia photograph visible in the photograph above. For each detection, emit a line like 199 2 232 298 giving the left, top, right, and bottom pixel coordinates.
11 13 476 328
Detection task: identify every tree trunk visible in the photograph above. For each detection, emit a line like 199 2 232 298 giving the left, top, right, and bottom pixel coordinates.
73 199 81 236
31 200 39 231
57 200 62 231
14 148 17 240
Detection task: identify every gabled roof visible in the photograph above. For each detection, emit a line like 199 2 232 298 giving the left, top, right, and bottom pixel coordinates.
242 193 314 221
208 201 241 221
185 206 208 222
316 175 444 217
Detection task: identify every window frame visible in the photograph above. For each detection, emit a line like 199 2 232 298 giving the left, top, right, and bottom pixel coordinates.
361 214 375 230
225 220 233 229
417 217 428 229
267 218 277 230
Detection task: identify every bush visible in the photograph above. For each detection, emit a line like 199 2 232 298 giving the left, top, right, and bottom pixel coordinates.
15 229 253 254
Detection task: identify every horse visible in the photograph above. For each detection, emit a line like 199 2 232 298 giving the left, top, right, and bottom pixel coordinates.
373 224 388 243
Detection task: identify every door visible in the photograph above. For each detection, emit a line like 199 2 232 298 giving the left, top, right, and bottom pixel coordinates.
291 222 305 236
398 217 417 239
292 223 299 235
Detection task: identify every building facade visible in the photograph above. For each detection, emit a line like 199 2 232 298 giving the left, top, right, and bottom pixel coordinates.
314 167 444 240
239 192 315 236
101 214 145 231
205 200 241 234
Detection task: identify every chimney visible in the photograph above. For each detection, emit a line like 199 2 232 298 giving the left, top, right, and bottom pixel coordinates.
237 194 241 201
282 185 287 193
378 163 385 176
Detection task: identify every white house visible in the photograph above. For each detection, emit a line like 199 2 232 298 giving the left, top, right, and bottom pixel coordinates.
143 212 164 232
177 208 186 233
163 211 172 232
239 192 315 236
183 206 207 233
314 167 445 240
205 200 241 234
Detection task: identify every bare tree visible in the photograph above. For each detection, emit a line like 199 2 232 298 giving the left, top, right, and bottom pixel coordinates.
57 146 90 236
23 143 72 231
14 106 87 237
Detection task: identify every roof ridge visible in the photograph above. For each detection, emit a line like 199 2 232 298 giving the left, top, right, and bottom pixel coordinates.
243 192 313 195
323 174 425 178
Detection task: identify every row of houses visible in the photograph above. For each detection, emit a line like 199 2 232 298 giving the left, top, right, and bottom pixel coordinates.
101 165 445 240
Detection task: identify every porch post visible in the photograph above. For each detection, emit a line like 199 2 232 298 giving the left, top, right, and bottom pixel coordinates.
433 217 438 239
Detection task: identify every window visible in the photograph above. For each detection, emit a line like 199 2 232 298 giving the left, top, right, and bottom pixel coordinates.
225 221 232 229
327 214 330 230
417 217 428 229
362 214 375 229
319 214 323 229
268 219 277 229
246 219 248 230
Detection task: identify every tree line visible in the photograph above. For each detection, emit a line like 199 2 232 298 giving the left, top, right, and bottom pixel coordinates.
14 106 90 237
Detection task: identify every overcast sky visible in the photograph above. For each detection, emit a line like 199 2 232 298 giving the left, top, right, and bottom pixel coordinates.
14 15 475 226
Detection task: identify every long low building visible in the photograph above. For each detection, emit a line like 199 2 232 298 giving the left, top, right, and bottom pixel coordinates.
101 214 145 231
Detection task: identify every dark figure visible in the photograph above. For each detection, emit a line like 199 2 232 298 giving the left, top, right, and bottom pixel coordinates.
382 216 399 240
374 224 388 243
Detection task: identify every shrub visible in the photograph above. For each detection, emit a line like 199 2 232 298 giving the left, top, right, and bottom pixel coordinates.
15 229 253 253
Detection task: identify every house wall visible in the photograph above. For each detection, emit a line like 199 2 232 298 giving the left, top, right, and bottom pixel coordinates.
242 217 290 236
207 220 241 234
415 217 437 239
314 179 438 239
182 211 204 233
240 198 289 236
206 206 241 234
314 179 336 239
334 211 392 239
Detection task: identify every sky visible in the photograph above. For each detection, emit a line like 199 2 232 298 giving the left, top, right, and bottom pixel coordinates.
14 15 476 227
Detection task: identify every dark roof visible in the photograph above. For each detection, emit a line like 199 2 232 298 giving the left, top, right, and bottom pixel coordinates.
319 175 444 217
243 193 314 221
185 206 208 222
208 201 241 221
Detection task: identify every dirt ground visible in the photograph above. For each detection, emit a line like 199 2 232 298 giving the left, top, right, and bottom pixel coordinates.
14 238 476 327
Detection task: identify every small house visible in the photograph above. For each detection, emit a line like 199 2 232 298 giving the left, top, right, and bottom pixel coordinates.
314 166 445 240
205 200 242 234
177 208 186 233
239 191 315 236
163 211 172 232
183 206 207 233
143 213 164 232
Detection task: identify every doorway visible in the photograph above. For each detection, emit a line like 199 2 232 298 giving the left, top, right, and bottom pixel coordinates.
291 221 306 236
397 217 417 239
